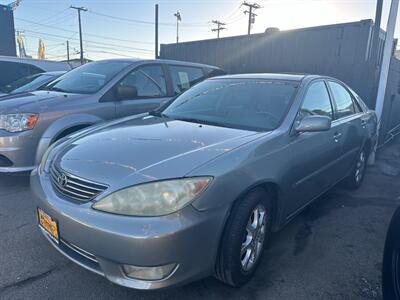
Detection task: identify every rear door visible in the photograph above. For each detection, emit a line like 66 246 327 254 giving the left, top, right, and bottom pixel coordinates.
327 80 365 174
288 80 342 213
114 64 170 118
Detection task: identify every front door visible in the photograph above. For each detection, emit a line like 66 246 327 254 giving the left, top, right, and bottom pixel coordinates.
114 64 170 118
287 80 342 215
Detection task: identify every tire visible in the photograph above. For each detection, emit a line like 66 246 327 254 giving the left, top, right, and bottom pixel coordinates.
215 188 272 287
382 206 400 300
342 147 368 189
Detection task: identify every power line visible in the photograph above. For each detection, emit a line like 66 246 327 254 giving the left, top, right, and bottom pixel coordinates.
86 9 209 28
211 20 226 38
18 29 153 53
15 18 154 45
36 7 70 25
242 2 261 35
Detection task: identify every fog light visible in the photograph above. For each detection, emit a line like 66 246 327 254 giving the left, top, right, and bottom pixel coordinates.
122 263 177 281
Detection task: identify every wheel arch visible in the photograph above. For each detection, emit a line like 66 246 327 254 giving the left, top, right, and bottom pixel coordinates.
34 114 104 165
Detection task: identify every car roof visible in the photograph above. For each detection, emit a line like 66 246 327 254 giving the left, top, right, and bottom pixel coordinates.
94 58 222 70
0 56 71 71
210 73 311 81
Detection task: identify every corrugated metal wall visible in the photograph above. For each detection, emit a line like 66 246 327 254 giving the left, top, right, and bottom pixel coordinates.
160 19 400 143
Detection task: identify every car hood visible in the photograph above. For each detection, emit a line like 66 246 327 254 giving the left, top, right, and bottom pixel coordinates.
54 115 264 187
0 90 84 113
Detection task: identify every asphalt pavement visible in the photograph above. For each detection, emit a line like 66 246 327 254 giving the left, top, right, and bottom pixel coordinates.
1 140 400 300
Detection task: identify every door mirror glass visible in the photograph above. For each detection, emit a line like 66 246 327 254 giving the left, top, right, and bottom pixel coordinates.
116 85 138 100
295 116 331 133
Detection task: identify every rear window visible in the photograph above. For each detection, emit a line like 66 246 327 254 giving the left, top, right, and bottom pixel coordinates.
169 65 205 95
204 67 226 78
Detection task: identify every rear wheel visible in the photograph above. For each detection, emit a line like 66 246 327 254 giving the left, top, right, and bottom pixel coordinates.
215 188 272 287
343 148 367 189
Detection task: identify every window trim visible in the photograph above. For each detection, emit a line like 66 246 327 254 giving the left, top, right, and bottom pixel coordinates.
101 63 169 102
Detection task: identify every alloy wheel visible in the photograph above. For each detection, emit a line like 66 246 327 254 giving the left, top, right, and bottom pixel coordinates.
241 204 267 272
355 150 366 183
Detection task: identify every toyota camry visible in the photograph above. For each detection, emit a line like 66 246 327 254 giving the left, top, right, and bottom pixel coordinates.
31 74 377 289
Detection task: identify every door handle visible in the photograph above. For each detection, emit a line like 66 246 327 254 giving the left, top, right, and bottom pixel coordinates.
361 119 367 128
333 132 342 142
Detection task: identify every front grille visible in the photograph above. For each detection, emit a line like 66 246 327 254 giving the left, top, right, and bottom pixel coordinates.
50 164 108 202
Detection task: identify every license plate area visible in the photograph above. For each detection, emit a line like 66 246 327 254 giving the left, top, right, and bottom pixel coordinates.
37 208 59 244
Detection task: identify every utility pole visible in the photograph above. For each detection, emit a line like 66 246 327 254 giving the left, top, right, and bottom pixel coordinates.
70 6 87 65
211 20 226 38
66 40 70 62
371 0 399 163
174 11 181 43
371 0 383 65
242 2 260 35
155 4 159 59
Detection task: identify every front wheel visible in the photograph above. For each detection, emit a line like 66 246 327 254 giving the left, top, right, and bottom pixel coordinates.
215 188 272 287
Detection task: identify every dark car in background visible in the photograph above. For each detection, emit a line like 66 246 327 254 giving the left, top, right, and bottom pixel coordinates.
32 74 377 290
0 71 66 96
0 59 225 172
0 56 71 90
383 206 400 300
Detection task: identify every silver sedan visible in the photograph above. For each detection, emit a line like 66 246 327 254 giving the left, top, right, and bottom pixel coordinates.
31 74 377 289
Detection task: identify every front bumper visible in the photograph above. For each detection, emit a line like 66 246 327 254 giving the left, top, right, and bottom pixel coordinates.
0 130 41 173
30 169 228 290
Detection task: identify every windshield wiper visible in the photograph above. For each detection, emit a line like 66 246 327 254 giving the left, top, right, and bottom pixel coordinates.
173 117 222 127
149 110 169 118
48 87 67 93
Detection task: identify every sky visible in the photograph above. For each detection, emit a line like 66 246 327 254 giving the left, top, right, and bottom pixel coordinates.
1 0 399 61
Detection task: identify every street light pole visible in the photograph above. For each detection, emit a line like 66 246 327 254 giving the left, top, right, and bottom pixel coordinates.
174 11 181 43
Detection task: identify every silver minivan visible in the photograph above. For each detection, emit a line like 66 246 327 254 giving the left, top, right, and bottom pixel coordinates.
0 59 225 172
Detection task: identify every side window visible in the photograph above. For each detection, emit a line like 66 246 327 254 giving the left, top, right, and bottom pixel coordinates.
169 65 205 95
328 81 356 119
117 64 167 98
297 81 333 121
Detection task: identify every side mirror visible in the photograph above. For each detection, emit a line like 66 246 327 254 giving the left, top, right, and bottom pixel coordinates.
116 85 138 100
295 115 332 133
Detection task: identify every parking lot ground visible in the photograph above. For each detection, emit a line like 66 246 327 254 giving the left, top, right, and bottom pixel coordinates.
1 139 400 300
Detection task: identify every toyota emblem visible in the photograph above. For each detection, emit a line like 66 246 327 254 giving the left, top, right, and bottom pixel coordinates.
57 173 68 187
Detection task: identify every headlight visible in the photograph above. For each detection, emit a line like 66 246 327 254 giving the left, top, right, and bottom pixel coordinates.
92 177 212 216
0 113 39 132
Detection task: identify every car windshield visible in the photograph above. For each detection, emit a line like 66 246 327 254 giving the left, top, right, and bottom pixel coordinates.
0 73 51 93
161 79 298 131
45 61 131 94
